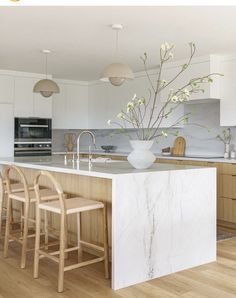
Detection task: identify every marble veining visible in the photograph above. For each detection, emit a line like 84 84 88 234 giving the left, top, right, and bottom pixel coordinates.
112 168 216 290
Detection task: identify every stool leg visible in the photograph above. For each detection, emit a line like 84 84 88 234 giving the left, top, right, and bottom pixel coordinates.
103 204 109 279
58 213 66 293
20 202 24 237
34 205 41 279
76 212 82 261
44 210 48 250
20 200 29 269
4 195 12 258
0 190 3 238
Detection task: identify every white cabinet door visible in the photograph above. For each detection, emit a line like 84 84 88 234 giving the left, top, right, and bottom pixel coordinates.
14 76 52 118
66 84 88 129
14 77 34 117
34 93 52 118
52 83 67 129
0 75 14 103
220 58 236 126
33 77 52 118
0 104 14 157
53 82 88 129
88 83 109 129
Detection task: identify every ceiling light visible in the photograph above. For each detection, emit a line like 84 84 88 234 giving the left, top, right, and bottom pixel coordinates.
100 24 134 86
33 50 60 98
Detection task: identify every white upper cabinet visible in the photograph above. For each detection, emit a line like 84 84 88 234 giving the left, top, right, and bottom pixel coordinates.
88 83 109 129
14 76 52 118
0 75 14 103
14 77 35 117
66 83 88 129
160 55 220 102
53 81 88 129
219 56 236 126
52 83 67 129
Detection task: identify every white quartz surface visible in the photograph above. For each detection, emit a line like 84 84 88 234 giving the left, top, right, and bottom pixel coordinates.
0 156 206 179
112 166 216 289
53 150 236 164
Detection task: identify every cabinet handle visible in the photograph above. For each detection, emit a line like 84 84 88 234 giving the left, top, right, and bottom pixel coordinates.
232 175 236 177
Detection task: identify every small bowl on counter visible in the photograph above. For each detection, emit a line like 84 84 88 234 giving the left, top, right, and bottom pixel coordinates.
101 145 116 153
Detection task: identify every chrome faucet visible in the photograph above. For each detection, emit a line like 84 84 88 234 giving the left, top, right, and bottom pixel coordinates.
76 130 96 163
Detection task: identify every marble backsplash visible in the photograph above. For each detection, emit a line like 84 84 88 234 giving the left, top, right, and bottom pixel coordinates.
52 102 235 156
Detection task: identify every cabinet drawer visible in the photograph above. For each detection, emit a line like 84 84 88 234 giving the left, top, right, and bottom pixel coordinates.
221 174 236 199
221 163 236 175
218 196 236 223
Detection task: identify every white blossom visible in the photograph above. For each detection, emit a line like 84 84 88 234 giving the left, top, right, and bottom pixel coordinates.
165 42 170 50
138 98 145 105
184 89 190 96
160 44 166 51
127 101 134 109
117 113 124 119
171 95 178 103
161 79 167 85
131 94 137 101
107 119 111 125
161 131 168 137
169 52 174 59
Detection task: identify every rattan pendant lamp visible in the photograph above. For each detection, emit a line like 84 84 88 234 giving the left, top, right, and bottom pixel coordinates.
100 24 134 86
33 50 60 98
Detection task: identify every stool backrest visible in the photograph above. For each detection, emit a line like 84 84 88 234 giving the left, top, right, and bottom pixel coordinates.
34 171 66 213
4 165 30 200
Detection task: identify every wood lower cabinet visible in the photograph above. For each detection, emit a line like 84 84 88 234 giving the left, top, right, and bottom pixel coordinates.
156 158 236 229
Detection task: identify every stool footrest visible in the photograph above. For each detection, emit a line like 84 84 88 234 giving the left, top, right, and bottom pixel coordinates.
38 249 59 263
64 256 105 272
79 240 104 252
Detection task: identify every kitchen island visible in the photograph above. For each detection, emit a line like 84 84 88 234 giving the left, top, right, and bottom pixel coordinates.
0 156 216 290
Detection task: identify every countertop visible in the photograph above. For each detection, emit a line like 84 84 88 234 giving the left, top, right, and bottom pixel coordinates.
52 150 236 164
0 156 207 179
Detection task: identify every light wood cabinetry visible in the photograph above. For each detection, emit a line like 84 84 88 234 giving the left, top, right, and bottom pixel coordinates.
155 158 236 228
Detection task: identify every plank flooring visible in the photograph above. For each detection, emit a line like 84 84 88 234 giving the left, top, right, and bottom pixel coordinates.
1 237 236 297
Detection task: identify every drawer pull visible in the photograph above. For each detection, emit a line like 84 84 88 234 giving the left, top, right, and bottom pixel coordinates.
232 175 236 177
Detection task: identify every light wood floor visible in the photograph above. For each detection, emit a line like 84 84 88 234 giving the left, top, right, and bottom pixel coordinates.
1 237 236 298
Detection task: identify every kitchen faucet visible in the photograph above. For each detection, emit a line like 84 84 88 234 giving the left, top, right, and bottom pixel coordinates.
76 130 96 163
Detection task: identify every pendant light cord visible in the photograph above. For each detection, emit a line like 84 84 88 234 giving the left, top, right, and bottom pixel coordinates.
45 53 48 79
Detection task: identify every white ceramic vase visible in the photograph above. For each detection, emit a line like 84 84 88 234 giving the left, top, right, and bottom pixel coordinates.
127 140 156 169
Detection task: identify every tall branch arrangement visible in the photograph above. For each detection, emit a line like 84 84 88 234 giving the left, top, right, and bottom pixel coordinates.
107 42 222 140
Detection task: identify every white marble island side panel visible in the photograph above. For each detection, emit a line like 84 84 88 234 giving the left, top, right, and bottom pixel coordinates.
112 167 216 290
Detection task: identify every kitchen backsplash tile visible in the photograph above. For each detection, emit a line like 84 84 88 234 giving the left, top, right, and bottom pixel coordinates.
52 102 236 156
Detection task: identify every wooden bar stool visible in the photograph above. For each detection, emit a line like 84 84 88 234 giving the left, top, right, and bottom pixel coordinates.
3 165 58 269
0 171 35 239
33 170 109 293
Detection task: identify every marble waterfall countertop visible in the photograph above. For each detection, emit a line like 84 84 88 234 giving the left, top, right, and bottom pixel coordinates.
52 150 236 164
0 155 208 179
0 155 216 290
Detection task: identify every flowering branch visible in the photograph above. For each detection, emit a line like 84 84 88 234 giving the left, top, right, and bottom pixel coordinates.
107 42 223 140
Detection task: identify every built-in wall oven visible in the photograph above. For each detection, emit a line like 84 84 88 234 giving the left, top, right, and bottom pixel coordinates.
14 118 52 157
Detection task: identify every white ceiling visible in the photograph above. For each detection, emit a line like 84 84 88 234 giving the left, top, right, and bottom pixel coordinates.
0 6 236 81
